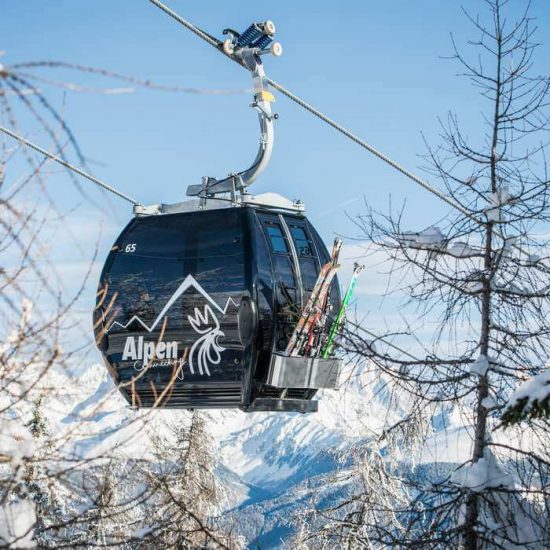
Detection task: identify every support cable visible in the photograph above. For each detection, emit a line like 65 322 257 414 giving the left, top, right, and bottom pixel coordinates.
146 0 483 225
145 0 550 342
147 0 220 48
264 78 480 222
0 125 140 206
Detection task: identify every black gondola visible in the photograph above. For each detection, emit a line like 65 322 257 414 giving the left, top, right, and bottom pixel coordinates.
93 21 344 413
94 204 341 412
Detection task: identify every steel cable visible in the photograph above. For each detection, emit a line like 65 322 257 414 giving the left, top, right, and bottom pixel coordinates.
146 0 550 317
0 125 140 206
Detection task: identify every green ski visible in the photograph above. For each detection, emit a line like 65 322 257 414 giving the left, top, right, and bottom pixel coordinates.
322 262 364 358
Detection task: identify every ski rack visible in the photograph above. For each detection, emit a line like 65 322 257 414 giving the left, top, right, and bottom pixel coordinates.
262 238 345 395
134 21 288 217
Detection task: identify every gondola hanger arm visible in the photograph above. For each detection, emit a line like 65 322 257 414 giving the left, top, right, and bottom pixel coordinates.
146 0 483 225
185 25 282 201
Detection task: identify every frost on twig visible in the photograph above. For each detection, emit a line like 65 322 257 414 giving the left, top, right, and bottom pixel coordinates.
0 500 36 549
399 226 446 250
469 354 490 377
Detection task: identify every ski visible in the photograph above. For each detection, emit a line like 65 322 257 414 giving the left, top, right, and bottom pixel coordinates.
306 281 336 357
321 262 364 358
290 266 339 357
285 263 331 356
300 266 339 356
286 238 342 357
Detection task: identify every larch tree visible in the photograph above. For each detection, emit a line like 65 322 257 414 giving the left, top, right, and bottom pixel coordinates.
296 1 550 548
144 411 241 549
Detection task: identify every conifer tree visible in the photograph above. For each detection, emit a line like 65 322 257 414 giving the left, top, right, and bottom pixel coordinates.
296 1 550 547
144 411 241 549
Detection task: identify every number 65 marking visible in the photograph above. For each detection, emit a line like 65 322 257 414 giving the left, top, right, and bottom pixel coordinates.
125 243 136 253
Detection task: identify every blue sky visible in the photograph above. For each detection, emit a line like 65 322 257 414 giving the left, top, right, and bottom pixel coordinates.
2 0 550 353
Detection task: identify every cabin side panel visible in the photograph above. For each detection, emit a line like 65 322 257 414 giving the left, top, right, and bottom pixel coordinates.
94 210 248 408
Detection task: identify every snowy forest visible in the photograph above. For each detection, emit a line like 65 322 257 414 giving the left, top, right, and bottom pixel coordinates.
2 0 550 548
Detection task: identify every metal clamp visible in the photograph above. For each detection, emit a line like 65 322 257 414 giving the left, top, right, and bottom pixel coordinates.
186 21 282 199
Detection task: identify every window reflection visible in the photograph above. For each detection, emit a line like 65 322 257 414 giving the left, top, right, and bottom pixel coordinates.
103 210 245 345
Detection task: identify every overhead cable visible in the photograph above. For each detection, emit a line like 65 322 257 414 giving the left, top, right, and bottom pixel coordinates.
0 125 140 206
146 0 483 225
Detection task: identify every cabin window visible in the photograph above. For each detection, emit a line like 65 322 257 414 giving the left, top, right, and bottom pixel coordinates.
288 222 319 291
265 224 289 254
104 210 245 342
258 215 300 351
290 226 313 257
298 258 317 291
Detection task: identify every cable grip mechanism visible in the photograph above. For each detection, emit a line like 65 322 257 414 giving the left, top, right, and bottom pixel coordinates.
186 21 282 200
222 21 282 58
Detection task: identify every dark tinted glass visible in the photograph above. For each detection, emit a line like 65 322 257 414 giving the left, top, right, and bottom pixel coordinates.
102 210 245 350
117 210 243 261
265 224 289 254
300 257 318 291
253 217 275 354
290 226 313 257
275 255 296 289
286 220 320 291
106 257 187 330
258 213 300 351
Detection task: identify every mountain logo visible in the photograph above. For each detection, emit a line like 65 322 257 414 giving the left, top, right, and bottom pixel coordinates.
107 274 238 377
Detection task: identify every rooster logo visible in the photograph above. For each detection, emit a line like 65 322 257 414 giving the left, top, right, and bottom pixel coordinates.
187 305 226 376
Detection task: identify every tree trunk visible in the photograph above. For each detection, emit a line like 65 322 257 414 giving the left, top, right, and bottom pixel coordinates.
463 224 492 548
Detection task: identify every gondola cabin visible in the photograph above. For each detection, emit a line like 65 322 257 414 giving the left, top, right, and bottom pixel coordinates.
0 19 351 413
94 200 342 413
93 21 346 412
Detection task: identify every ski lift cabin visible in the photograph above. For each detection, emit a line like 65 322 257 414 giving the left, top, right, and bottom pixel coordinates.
95 202 341 413
94 21 343 413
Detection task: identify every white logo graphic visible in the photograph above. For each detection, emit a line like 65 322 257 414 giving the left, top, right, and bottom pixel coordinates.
121 336 178 362
188 305 225 376
107 275 238 376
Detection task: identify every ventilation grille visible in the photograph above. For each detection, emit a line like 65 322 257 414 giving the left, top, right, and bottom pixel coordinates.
126 384 242 409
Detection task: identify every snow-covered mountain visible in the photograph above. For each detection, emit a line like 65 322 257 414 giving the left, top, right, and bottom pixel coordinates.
53 362 376 477
34 358 494 548
9 349 544 548
32 361 381 543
